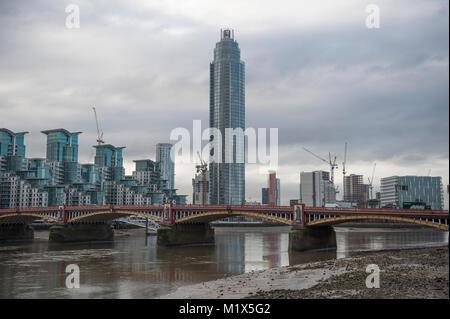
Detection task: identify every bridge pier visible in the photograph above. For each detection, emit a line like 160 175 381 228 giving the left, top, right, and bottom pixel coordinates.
289 226 336 251
0 223 34 242
49 222 114 243
157 223 215 246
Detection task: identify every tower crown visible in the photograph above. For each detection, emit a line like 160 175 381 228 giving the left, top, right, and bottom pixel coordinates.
221 28 234 40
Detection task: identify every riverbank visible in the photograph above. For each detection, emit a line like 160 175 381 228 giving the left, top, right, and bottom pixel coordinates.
160 246 448 299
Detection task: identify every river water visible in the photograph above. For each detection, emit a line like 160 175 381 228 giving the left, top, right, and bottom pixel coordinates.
0 226 447 298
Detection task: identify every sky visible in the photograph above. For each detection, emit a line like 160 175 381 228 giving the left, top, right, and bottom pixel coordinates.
0 0 448 207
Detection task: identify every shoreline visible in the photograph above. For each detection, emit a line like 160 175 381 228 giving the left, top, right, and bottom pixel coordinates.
159 246 449 299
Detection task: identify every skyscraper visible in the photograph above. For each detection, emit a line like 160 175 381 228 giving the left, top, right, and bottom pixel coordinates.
156 143 174 190
209 29 245 205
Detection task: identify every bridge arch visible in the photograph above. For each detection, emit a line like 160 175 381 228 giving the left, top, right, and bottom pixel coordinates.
68 210 163 223
175 211 292 225
307 215 448 231
0 213 58 223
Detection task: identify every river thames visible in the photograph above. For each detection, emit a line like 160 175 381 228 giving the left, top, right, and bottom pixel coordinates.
0 226 447 298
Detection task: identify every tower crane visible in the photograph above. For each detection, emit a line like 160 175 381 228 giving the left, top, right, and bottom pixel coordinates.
92 106 104 145
342 142 347 199
302 147 338 185
367 163 377 200
196 151 208 204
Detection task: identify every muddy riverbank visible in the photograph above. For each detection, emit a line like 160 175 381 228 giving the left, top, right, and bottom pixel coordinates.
161 246 449 299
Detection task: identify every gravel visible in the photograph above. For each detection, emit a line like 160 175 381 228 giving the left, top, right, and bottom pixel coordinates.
247 246 449 299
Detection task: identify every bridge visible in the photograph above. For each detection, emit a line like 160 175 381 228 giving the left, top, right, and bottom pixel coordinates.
0 204 448 247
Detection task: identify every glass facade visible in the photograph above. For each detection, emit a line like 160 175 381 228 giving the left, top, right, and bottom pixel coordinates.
156 143 174 190
94 144 124 168
0 128 186 207
41 129 81 163
209 29 245 205
380 176 444 210
0 129 28 157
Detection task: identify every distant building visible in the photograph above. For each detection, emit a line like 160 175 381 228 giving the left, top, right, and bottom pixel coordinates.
268 171 276 206
245 201 261 206
41 129 81 163
261 187 269 205
380 176 444 210
132 158 185 205
0 127 186 208
156 143 174 191
0 129 29 177
0 129 28 157
276 178 280 206
94 144 125 183
300 171 336 207
344 174 369 206
192 165 209 204
266 171 281 206
0 173 48 208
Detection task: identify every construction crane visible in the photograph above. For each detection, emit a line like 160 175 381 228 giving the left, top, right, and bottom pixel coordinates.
302 147 338 185
92 106 104 145
367 163 377 200
196 151 208 205
342 142 347 181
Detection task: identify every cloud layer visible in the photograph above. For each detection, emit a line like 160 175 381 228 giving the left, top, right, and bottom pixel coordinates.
0 0 448 206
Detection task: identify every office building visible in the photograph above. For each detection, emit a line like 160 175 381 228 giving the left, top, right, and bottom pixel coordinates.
300 171 336 207
380 176 444 210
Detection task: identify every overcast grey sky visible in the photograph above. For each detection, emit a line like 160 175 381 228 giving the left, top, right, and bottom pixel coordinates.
0 0 448 207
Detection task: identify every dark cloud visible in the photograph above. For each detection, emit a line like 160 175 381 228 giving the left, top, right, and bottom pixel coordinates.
0 0 448 206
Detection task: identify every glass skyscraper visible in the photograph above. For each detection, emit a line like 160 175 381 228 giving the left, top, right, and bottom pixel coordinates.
156 143 174 190
209 29 245 205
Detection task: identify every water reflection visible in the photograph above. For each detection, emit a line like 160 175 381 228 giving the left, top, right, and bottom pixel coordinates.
335 227 449 259
214 227 291 274
0 226 447 298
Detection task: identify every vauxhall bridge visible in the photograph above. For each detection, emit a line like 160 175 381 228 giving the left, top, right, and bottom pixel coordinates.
0 204 448 249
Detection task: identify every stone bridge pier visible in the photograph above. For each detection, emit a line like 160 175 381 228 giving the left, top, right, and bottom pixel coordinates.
49 222 114 243
0 223 34 241
289 226 336 251
157 223 215 246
